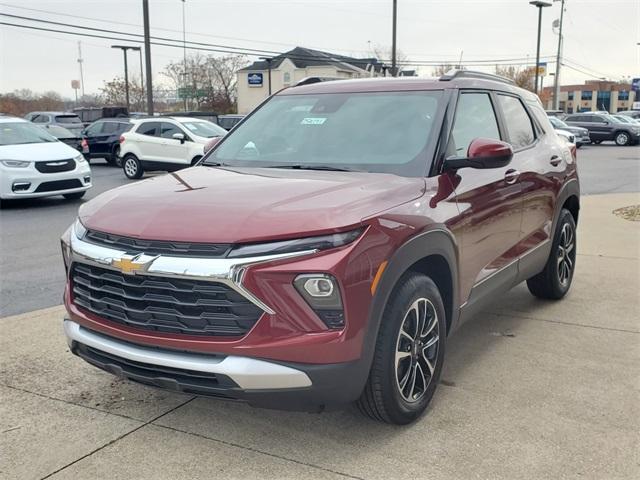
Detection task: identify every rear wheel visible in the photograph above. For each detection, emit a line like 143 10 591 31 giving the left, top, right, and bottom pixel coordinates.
592 140 602 145
123 154 143 179
614 132 630 146
356 272 446 425
63 191 86 200
527 209 576 299
108 145 121 166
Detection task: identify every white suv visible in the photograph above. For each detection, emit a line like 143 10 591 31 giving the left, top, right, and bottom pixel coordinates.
119 117 226 179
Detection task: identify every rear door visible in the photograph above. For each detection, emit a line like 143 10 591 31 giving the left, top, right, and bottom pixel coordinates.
590 114 615 140
448 90 523 304
133 121 162 161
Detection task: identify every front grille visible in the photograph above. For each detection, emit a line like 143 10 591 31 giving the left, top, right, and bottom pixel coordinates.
85 230 231 257
35 179 83 192
35 159 75 173
71 263 262 336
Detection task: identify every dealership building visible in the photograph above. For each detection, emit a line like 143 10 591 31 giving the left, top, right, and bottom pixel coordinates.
236 47 389 114
541 80 637 113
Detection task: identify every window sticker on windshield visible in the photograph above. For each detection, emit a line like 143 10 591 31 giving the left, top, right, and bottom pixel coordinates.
301 117 327 125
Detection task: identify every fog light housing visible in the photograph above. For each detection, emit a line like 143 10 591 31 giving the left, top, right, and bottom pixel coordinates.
12 181 31 192
83 176 91 184
294 274 344 329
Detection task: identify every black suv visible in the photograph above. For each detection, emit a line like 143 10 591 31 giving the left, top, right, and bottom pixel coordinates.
82 119 133 165
564 113 640 146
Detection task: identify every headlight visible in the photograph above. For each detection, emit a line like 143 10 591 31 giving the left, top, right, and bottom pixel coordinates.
227 228 364 258
1 159 30 168
73 218 87 239
74 153 86 163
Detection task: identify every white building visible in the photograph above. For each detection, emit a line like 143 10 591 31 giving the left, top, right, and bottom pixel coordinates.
236 47 388 114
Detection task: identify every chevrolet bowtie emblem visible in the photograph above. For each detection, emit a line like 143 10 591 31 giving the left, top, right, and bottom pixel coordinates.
111 255 154 275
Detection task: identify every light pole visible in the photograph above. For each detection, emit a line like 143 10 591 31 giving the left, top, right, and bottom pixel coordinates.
530 1 551 95
552 0 565 110
259 57 273 95
111 45 141 111
181 0 188 110
391 0 397 76
142 0 154 114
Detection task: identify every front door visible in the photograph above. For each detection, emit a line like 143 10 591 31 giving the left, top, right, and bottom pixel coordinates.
447 91 523 305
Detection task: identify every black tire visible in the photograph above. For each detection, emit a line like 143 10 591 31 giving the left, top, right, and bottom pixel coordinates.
63 191 86 200
107 145 120 166
123 154 143 179
592 140 602 145
527 209 576 300
356 272 446 425
191 155 203 166
614 131 631 146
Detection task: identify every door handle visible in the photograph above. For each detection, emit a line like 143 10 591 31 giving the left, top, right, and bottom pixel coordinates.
504 169 520 185
550 155 562 167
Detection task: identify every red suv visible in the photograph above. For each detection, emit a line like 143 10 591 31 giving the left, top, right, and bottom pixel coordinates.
61 71 579 424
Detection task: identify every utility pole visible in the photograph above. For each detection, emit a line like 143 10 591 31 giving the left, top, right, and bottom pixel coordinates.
138 49 145 112
143 0 154 114
391 0 397 77
77 41 85 97
182 0 188 110
260 57 273 95
553 0 565 110
530 1 551 95
112 45 140 111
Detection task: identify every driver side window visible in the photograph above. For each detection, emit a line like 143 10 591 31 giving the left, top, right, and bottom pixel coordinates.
448 92 501 157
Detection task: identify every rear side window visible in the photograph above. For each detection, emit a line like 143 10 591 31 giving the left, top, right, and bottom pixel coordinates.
496 94 535 149
102 122 123 134
137 122 159 136
55 115 82 124
449 92 501 156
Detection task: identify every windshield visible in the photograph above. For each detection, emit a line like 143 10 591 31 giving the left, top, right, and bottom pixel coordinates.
0 122 58 145
181 120 226 138
206 91 443 176
613 115 630 124
55 115 82 124
549 117 568 128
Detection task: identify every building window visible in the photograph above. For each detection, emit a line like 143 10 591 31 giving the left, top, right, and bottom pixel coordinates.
567 92 574 101
618 90 629 101
581 91 592 100
283 72 291 85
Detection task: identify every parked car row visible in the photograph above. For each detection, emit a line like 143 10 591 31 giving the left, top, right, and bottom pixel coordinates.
563 113 640 146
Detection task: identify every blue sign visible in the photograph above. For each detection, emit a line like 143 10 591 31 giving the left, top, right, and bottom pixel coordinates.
248 72 263 87
631 78 640 92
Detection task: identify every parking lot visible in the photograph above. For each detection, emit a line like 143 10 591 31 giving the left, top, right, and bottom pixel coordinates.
0 144 638 479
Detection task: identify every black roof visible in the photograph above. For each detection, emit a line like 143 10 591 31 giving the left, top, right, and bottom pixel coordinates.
240 47 385 73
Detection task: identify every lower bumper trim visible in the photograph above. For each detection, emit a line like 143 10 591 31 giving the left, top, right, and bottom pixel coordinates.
63 320 312 390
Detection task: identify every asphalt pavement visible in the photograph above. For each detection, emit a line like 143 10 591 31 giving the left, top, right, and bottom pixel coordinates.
1 144 638 317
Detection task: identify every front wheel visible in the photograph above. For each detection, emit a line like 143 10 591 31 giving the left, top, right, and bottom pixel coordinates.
615 132 630 146
123 154 143 179
356 272 446 424
108 145 121 167
527 209 576 299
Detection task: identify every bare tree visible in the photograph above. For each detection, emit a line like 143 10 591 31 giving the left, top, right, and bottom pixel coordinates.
373 45 409 75
0 90 65 115
162 53 247 112
100 76 145 110
432 64 458 77
495 65 536 92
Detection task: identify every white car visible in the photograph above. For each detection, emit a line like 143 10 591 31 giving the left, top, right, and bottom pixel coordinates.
0 117 91 203
118 117 226 179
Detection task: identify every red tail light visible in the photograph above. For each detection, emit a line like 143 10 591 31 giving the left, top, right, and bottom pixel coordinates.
119 135 125 144
81 138 88 148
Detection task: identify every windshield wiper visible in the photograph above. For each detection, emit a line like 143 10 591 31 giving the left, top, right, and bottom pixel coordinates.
265 164 357 172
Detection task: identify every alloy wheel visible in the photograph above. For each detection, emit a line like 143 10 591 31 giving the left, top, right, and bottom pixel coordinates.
124 158 138 177
557 222 575 286
395 298 439 403
615 133 629 146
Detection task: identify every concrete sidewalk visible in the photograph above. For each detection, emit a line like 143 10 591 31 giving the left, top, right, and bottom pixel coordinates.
1 193 638 480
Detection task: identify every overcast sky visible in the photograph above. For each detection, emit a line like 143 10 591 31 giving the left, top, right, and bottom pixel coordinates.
0 0 638 98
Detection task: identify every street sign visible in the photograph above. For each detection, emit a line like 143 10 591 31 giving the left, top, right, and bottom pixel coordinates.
631 78 640 92
177 87 194 99
248 72 263 87
71 80 80 89
537 62 547 76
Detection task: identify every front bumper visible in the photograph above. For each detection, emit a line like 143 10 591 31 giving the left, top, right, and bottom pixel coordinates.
0 161 91 199
64 319 368 411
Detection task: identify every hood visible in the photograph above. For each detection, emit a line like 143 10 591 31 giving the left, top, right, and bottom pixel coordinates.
0 140 81 161
79 166 426 243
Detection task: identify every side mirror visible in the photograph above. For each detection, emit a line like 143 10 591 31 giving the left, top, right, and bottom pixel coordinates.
172 132 185 143
445 138 513 170
203 136 221 153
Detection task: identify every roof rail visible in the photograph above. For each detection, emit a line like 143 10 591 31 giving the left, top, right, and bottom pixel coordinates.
294 76 344 87
440 69 515 85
